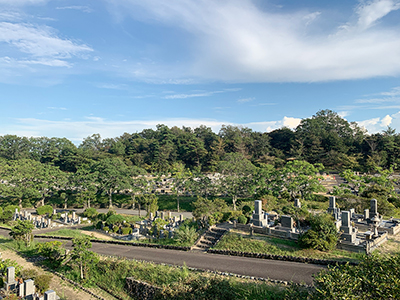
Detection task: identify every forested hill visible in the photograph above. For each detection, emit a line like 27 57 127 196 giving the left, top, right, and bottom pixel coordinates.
0 109 398 173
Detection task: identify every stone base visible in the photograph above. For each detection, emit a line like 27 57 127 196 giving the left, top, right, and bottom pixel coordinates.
341 232 356 243
252 219 268 227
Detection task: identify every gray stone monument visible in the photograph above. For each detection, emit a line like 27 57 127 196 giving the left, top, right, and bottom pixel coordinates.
149 212 154 220
327 196 340 216
168 211 172 219
340 211 356 243
251 200 268 227
44 290 57 300
24 279 35 299
370 199 378 219
294 198 301 208
160 211 165 220
5 266 17 290
281 215 294 230
349 208 355 218
72 211 76 220
18 282 24 297
179 214 183 222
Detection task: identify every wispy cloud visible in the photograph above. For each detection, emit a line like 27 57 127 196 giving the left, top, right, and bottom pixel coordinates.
48 107 67 110
95 83 129 90
0 0 48 6
165 88 239 99
56 6 93 13
237 97 254 103
106 0 400 83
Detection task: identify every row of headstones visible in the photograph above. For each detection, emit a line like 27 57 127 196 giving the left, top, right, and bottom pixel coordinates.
149 211 184 223
328 196 379 221
13 210 52 229
251 200 294 230
3 266 57 300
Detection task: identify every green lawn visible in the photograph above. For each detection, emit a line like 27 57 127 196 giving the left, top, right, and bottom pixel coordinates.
214 231 363 262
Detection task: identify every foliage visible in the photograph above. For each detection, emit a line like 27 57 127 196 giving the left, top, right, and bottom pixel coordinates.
192 197 228 227
36 205 53 216
83 208 98 219
105 214 125 225
299 214 338 251
237 215 247 224
9 220 34 246
121 227 132 235
35 274 52 293
174 225 198 246
306 253 400 299
36 241 65 266
70 236 98 280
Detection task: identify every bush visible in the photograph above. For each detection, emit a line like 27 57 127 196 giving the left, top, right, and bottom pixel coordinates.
83 208 98 219
106 214 125 225
113 226 120 233
242 205 252 216
20 268 38 281
95 221 103 229
121 227 132 235
103 226 109 232
299 214 338 251
36 205 53 216
237 215 247 224
174 225 198 245
35 274 52 293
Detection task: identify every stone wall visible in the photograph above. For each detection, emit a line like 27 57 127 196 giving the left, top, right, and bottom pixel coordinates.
125 277 161 300
235 224 300 240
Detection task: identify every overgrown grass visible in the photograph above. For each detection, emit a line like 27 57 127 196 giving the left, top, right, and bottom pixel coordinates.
40 229 91 239
214 232 363 262
58 256 288 300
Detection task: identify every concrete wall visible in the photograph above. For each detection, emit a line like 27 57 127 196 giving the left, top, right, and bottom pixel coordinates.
235 224 299 240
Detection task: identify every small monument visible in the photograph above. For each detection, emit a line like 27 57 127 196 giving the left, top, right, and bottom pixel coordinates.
340 211 357 243
251 200 268 227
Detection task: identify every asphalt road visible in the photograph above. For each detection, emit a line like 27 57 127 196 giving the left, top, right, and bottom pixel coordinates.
0 228 323 285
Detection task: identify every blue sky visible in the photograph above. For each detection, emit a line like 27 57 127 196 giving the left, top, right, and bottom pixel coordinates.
1 0 400 143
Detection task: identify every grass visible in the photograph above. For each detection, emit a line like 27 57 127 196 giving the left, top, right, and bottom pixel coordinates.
59 256 288 300
40 229 91 239
214 232 364 262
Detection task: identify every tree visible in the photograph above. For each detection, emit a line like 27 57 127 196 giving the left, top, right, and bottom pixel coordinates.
218 153 257 210
9 220 34 246
171 162 191 212
142 194 158 216
36 205 53 216
192 197 228 228
70 236 98 280
279 160 325 200
90 158 143 208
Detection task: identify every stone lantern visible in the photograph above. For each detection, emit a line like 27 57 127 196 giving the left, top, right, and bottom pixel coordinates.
371 215 380 238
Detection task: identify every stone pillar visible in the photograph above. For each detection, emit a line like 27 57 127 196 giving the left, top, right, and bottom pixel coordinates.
78 217 81 224
329 196 336 208
160 211 165 220
254 200 262 215
47 219 51 228
44 290 57 300
179 214 183 222
168 211 172 219
370 199 378 218
18 282 24 297
294 198 301 208
72 212 76 220
149 213 154 220
364 209 369 220
340 211 356 243
342 211 350 227
53 209 57 215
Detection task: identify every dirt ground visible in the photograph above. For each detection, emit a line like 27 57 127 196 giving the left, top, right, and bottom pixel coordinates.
79 230 114 240
376 233 400 255
0 249 117 300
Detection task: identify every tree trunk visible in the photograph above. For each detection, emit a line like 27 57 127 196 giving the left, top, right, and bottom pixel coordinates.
177 194 180 213
80 262 84 280
88 198 91 208
138 202 141 217
109 190 113 208
233 195 237 211
64 196 68 209
41 197 45 207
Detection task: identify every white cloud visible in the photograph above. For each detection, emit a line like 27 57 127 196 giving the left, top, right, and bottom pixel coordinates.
106 0 400 83
56 6 93 13
0 22 92 58
0 0 48 5
357 112 398 133
355 0 400 30
165 88 240 99
237 97 254 103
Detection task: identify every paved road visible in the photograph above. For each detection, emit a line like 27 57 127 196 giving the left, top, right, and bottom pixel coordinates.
0 229 322 285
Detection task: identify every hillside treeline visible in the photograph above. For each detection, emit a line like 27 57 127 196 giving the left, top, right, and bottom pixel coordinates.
0 109 398 173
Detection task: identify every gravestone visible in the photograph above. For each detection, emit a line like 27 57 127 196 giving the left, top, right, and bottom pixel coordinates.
281 215 293 229
44 290 57 300
340 211 356 243
327 196 340 216
370 199 378 219
72 212 76 220
78 217 81 224
160 212 165 220
251 200 268 227
349 208 355 218
5 266 17 290
168 211 172 219
294 198 301 208
24 279 35 299
179 214 183 222
149 213 154 220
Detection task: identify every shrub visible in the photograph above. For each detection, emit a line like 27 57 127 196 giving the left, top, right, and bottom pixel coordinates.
36 205 53 216
237 215 247 224
174 225 198 245
83 208 98 219
242 205 252 216
299 214 338 251
95 221 103 229
103 226 109 232
121 227 132 235
113 226 120 233
35 274 52 293
106 214 125 226
20 269 38 281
